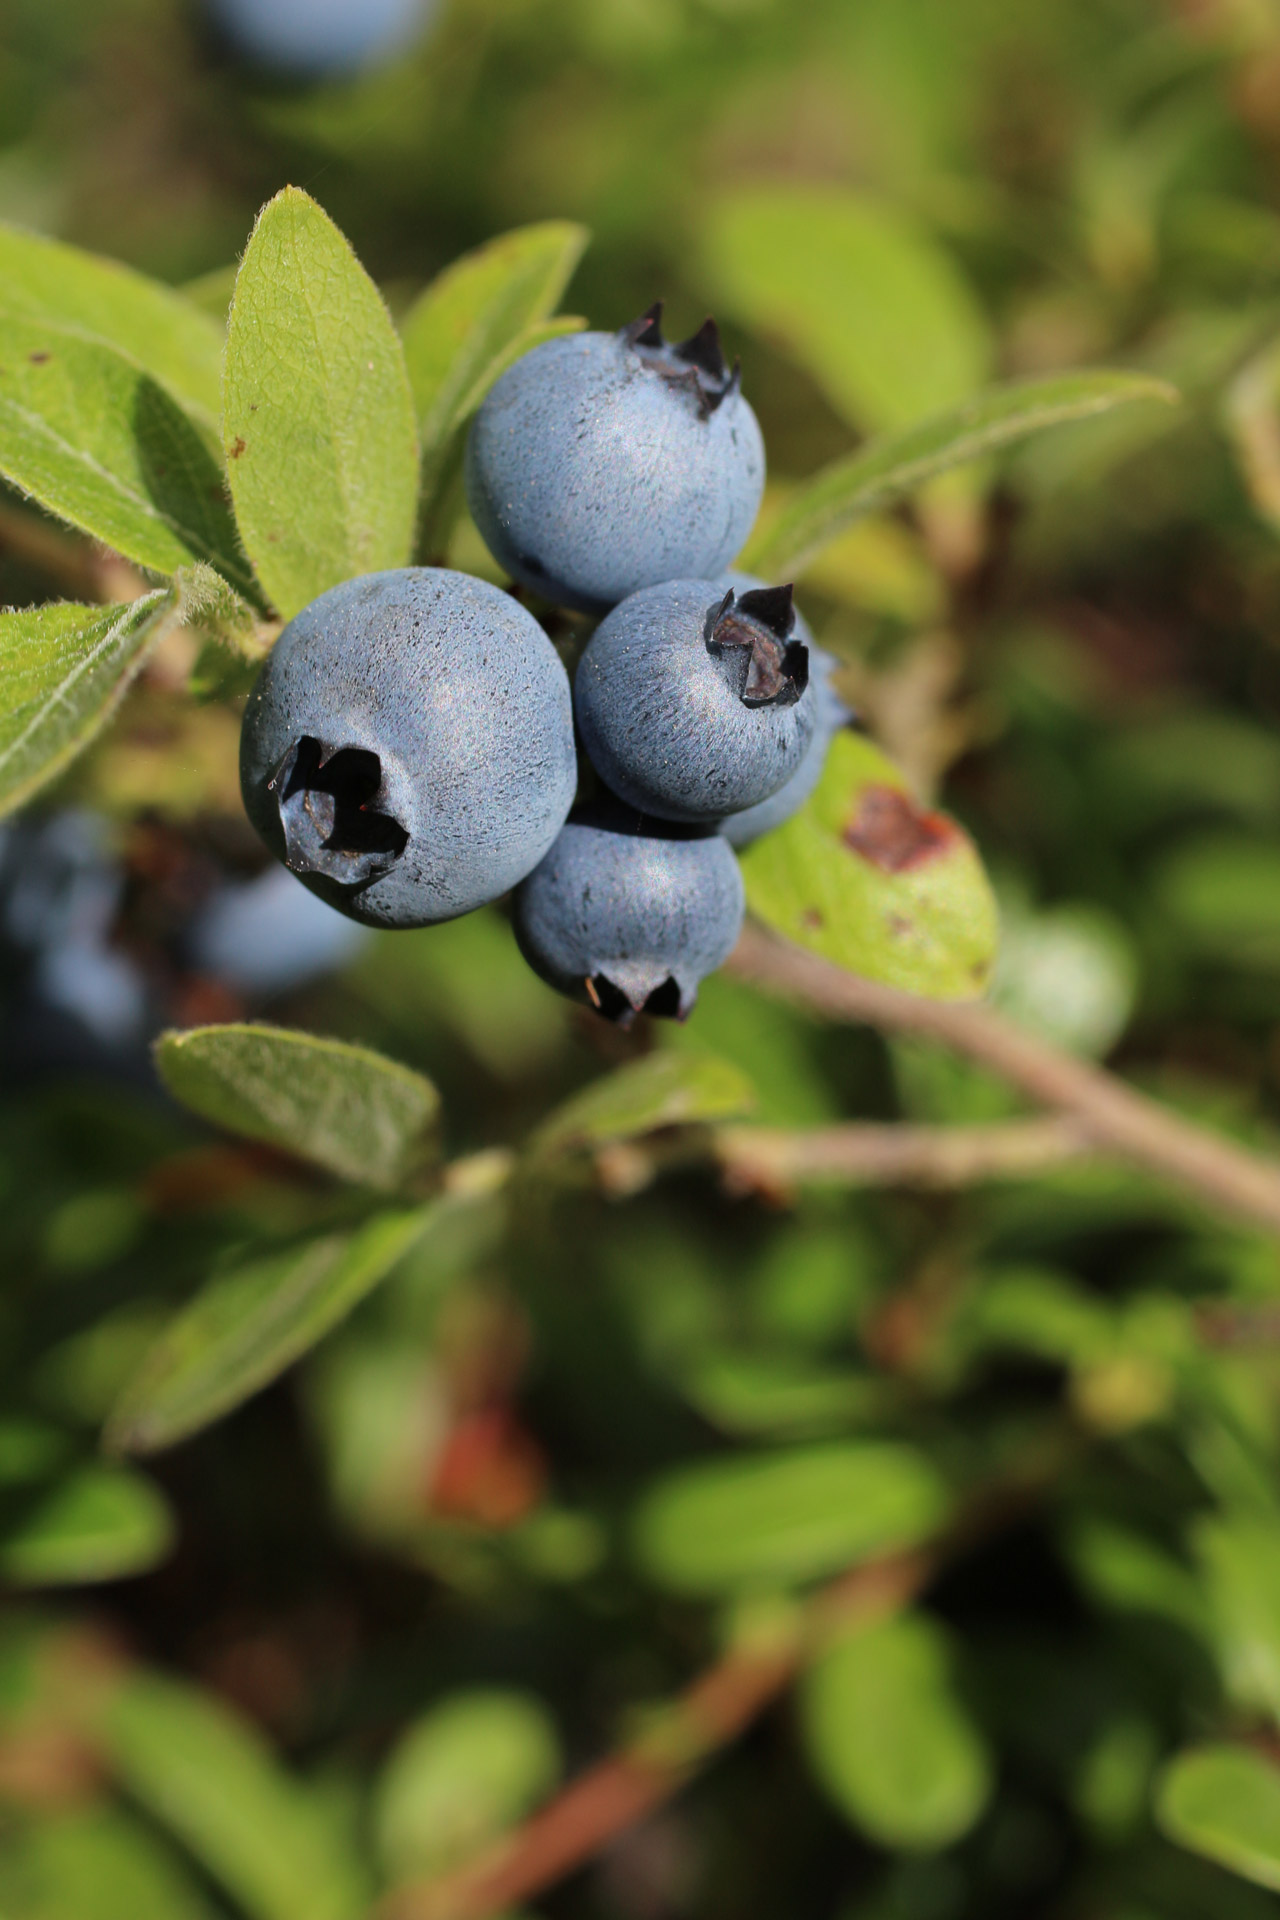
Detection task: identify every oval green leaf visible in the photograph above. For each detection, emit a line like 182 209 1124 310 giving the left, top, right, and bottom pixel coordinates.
154 1023 440 1189
106 1206 434 1456
0 592 173 818
0 222 224 426
801 1613 992 1850
95 1671 367 1920
740 731 998 1000
223 188 420 618
704 185 990 437
1157 1744 1280 1893
374 1688 561 1879
0 313 254 591
0 1464 174 1586
532 1049 756 1161
632 1441 946 1596
402 220 586 499
745 371 1179 581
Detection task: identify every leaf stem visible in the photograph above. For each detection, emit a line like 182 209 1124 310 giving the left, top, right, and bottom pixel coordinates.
726 921 1280 1237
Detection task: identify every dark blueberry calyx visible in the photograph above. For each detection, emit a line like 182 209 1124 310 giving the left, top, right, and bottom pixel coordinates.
705 585 809 708
620 302 741 419
584 971 688 1027
270 736 408 887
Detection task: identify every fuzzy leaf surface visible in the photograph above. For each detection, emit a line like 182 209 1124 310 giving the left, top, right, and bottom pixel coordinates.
745 371 1179 580
632 1441 946 1595
223 188 419 618
0 592 173 818
801 1613 992 1850
154 1023 440 1189
741 731 999 1000
532 1049 755 1160
1157 1744 1280 1892
96 1672 367 1920
0 222 224 425
106 1208 434 1456
0 1465 174 1585
0 312 253 588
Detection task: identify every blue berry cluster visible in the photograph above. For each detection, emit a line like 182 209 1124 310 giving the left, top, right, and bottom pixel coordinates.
239 304 849 1026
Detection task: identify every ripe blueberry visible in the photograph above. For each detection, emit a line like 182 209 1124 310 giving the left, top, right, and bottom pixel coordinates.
205 0 432 73
512 805 745 1025
239 569 577 929
465 304 765 614
720 642 852 847
573 575 815 824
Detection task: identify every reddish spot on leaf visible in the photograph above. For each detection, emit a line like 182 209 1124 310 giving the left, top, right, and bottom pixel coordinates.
844 785 958 874
428 1408 546 1529
801 908 824 930
28 351 50 365
228 436 247 459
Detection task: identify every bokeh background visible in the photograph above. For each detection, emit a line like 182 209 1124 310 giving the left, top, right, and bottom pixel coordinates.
8 1 1280 1916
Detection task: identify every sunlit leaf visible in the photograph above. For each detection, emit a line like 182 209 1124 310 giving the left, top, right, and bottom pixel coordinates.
154 1023 440 1189
1157 1744 1280 1893
705 185 990 436
223 188 419 618
95 1672 367 1920
0 592 173 818
632 1441 946 1596
801 1613 992 1850
0 222 224 425
401 219 587 527
0 1464 174 1585
0 313 254 590
374 1689 561 1879
744 371 1179 580
106 1206 434 1455
740 731 998 1000
1197 1516 1280 1724
531 1049 755 1160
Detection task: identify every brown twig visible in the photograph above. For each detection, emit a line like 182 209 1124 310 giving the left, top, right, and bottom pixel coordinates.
377 1549 928 1920
714 1113 1091 1198
726 921 1280 1238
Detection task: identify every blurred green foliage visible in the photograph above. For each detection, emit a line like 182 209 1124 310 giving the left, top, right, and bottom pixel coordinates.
8 2 1280 1918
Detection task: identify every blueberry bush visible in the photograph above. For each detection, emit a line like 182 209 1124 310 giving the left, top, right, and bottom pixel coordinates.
6 4 1280 1919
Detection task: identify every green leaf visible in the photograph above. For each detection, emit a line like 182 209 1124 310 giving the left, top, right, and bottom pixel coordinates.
0 313 255 590
374 1688 561 1879
740 731 998 999
106 1206 434 1455
223 188 420 619
402 220 587 518
1062 1517 1211 1641
1154 834 1280 969
153 1023 440 1189
1157 1744 1280 1893
1197 1516 1280 1723
95 1671 367 1920
632 1441 946 1596
0 1464 174 1585
531 1049 756 1160
800 1613 992 1850
3 1807 220 1920
0 222 224 426
704 185 990 437
679 1353 885 1438
745 371 1179 580
0 592 173 818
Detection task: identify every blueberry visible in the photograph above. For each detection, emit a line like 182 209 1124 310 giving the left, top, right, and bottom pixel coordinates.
512 806 745 1025
573 575 815 824
205 0 432 73
720 642 852 847
465 304 765 614
239 569 577 929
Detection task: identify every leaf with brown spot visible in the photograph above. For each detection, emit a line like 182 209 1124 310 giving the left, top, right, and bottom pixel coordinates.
740 732 998 1000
